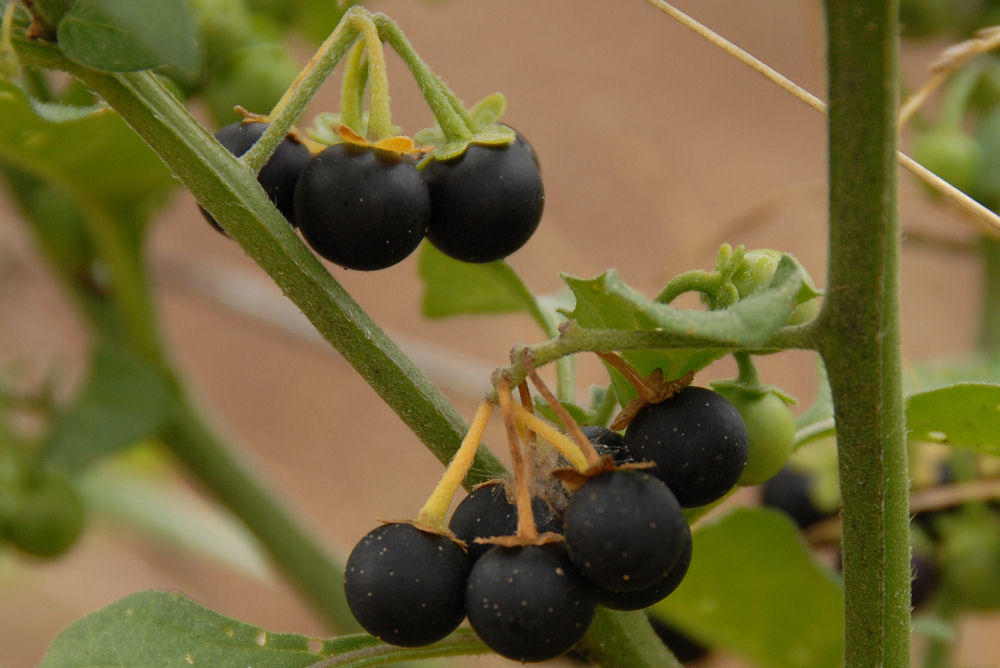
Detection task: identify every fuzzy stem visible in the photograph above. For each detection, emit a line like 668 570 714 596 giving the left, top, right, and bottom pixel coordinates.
372 13 474 142
416 399 494 529
820 1 911 664
353 15 392 141
977 236 1000 353
523 354 602 468
339 39 368 133
241 8 367 173
654 270 722 304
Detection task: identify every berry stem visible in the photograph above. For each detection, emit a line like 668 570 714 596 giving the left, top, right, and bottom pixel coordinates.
352 14 393 142
510 403 590 472
241 7 370 173
497 377 539 540
654 270 722 304
416 399 494 530
595 352 659 403
522 352 602 469
372 13 475 143
733 350 762 388
516 381 539 472
338 38 368 134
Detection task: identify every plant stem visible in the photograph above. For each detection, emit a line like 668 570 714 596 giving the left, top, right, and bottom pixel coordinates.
46 63 507 487
977 235 1000 353
339 39 367 133
577 609 681 668
161 377 358 631
372 14 473 142
820 1 910 665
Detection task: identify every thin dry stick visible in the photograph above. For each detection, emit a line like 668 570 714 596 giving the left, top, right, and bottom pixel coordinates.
644 0 1000 237
496 377 539 540
899 27 1000 129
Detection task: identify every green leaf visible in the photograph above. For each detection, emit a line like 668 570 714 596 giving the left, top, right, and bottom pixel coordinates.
0 80 174 220
906 383 1000 455
418 242 539 318
39 590 329 667
652 507 843 668
42 341 171 472
57 0 198 74
40 590 489 667
561 255 803 403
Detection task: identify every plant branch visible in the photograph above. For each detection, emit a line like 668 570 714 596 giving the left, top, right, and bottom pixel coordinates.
819 1 910 664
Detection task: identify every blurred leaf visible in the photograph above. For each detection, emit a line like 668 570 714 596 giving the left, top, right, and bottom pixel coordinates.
0 79 175 221
561 256 803 404
57 0 198 74
652 507 843 668
906 383 1000 455
80 462 271 581
293 0 357 44
418 242 539 318
43 341 171 472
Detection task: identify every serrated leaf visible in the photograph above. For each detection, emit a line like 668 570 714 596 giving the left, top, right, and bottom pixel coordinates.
652 507 843 668
39 590 330 667
57 0 198 74
906 383 1000 455
561 256 803 404
42 341 171 472
418 242 538 318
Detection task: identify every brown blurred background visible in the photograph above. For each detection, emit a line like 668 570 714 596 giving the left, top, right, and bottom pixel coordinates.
0 0 995 665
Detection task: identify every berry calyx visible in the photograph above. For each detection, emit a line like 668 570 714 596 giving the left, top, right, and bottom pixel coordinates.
563 470 689 592
294 143 429 270
465 543 596 662
623 386 749 507
422 134 544 263
343 522 471 646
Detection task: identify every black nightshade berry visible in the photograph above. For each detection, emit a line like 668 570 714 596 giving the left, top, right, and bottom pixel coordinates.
596 528 692 610
448 481 562 561
564 470 689 592
623 386 749 507
295 143 429 270
343 522 471 646
202 120 311 233
465 543 596 662
422 135 544 263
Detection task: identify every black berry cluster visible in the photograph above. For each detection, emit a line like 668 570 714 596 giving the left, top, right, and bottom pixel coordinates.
202 121 544 270
342 382 747 662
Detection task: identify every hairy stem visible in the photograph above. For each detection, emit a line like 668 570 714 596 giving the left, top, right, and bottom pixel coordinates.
820 1 910 665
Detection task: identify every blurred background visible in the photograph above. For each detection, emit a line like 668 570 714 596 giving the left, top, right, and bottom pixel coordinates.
0 0 996 665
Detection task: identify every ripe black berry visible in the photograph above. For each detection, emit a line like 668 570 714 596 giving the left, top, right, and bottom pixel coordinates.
202 120 312 233
596 526 692 610
581 426 631 465
564 470 689 592
448 481 562 561
295 143 429 270
465 543 596 662
343 522 471 646
623 386 749 507
761 466 835 530
422 135 544 263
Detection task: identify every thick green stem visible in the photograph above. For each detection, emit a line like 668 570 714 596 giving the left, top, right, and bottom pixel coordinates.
820 1 910 665
161 378 358 631
977 235 1000 353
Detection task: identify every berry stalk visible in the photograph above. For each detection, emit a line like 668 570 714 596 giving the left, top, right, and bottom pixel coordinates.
496 377 539 540
372 13 474 143
416 399 494 530
338 39 368 134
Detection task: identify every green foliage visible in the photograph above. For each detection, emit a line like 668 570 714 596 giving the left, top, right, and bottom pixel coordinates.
39 590 488 667
652 508 844 668
57 0 198 74
42 341 171 472
906 383 1000 454
561 256 804 404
